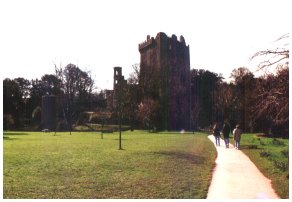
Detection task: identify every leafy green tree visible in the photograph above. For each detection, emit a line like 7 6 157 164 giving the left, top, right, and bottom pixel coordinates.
14 77 30 99
28 79 46 114
190 69 222 128
41 74 63 95
14 78 31 127
3 78 23 128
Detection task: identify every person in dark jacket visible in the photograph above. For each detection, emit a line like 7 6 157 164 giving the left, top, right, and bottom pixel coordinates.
233 124 243 149
222 121 231 148
213 123 221 146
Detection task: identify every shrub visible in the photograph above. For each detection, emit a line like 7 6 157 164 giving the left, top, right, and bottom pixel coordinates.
3 114 15 130
260 150 272 158
271 138 285 146
247 145 258 149
281 149 289 158
89 114 102 124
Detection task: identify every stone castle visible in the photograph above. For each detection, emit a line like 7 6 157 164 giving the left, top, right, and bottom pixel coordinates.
139 32 191 130
108 32 191 130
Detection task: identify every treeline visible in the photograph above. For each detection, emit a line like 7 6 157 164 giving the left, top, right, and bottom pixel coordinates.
3 64 107 131
190 66 288 138
3 64 288 137
191 35 289 138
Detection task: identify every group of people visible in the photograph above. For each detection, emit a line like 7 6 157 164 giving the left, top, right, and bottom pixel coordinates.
212 121 242 149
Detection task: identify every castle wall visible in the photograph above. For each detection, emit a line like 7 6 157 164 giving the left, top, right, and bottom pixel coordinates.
139 35 160 99
139 32 191 130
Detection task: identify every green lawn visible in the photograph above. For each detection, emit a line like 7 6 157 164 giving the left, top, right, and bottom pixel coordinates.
3 131 216 199
231 133 289 199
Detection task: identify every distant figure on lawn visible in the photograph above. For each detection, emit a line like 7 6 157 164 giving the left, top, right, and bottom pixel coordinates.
222 121 231 148
233 124 242 149
213 123 221 146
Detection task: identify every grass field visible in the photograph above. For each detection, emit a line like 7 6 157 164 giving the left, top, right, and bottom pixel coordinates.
3 131 216 199
231 134 289 199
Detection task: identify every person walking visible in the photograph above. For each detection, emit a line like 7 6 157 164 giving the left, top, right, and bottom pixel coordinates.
233 124 242 149
222 121 231 148
213 123 221 146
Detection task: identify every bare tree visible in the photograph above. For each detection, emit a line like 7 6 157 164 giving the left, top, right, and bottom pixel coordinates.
55 63 94 133
251 34 289 137
127 63 140 85
137 99 159 132
89 111 112 139
251 33 289 73
251 66 288 137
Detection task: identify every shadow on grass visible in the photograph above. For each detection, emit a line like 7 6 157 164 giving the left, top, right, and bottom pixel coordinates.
256 134 288 139
240 144 261 150
3 136 18 140
50 134 62 136
159 131 195 135
3 132 29 136
153 151 206 164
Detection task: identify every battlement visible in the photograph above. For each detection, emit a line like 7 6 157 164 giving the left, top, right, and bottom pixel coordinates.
179 35 186 45
169 34 187 46
139 32 187 52
138 35 155 51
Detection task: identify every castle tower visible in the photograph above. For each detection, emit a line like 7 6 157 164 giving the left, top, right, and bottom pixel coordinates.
113 67 127 109
138 32 191 130
113 67 123 90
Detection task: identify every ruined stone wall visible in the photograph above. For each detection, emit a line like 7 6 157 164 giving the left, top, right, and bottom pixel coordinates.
113 67 127 109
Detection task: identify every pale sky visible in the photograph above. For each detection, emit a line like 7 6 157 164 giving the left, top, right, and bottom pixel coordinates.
0 0 290 90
